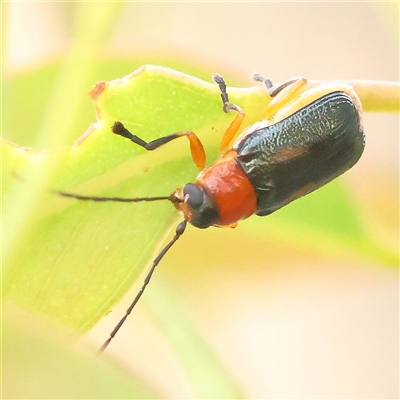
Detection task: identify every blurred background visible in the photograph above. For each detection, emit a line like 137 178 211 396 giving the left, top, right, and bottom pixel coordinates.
4 2 398 399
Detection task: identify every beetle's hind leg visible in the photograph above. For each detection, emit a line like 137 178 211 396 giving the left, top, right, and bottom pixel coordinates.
253 74 274 96
254 74 308 121
212 74 246 151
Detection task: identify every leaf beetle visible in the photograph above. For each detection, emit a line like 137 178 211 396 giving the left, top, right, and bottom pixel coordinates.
58 73 365 351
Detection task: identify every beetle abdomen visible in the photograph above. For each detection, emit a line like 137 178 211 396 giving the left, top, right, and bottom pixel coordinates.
235 91 365 216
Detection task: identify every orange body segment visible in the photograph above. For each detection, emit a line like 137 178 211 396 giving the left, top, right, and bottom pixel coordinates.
197 152 257 226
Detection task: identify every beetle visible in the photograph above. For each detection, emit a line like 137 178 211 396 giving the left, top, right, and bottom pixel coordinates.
58 73 365 351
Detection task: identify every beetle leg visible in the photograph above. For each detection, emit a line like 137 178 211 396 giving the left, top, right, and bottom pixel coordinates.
254 74 303 98
253 74 274 96
112 121 206 170
219 103 246 152
255 75 308 121
212 74 246 151
270 82 363 127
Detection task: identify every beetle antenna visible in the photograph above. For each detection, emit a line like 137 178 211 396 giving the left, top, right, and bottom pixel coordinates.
99 220 187 352
55 190 182 204
55 189 186 351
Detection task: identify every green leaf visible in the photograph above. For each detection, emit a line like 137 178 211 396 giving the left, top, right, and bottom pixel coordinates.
3 64 265 398
3 62 397 398
3 65 268 332
4 61 397 331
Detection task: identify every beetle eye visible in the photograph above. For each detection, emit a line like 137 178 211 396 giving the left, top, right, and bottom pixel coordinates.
183 183 204 209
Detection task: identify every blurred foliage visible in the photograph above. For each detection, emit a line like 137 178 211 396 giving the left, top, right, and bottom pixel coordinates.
3 59 397 400
2 2 398 398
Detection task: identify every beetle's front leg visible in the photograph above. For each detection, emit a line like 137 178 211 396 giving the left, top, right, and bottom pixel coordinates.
112 121 206 170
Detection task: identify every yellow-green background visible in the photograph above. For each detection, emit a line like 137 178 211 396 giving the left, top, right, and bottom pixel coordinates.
2 3 398 399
